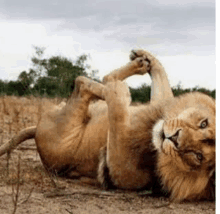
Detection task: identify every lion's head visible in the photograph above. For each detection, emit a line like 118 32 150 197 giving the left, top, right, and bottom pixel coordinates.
152 92 215 202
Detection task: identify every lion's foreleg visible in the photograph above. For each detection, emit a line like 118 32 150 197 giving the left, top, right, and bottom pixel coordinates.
99 81 149 189
103 56 150 83
104 81 133 187
149 59 173 102
130 50 174 102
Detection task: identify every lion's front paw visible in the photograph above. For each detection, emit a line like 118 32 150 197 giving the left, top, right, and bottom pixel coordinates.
130 49 164 75
133 56 151 75
129 49 150 61
130 49 152 74
130 49 158 64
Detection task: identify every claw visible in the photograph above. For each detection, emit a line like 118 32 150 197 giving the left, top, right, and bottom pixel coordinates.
130 49 151 64
131 49 138 56
130 50 138 61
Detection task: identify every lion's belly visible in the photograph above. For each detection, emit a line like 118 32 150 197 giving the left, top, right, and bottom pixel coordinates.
35 101 109 177
74 112 109 176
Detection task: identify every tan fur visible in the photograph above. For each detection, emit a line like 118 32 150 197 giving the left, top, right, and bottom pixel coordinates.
0 49 215 202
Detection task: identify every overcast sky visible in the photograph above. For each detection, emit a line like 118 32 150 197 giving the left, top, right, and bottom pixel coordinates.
0 0 215 89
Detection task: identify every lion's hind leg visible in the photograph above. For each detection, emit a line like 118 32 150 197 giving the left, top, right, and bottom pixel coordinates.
64 76 105 126
36 75 106 176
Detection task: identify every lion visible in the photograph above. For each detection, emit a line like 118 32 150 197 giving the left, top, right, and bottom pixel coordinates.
0 49 215 202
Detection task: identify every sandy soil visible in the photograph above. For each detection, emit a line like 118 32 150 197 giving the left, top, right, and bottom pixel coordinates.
0 96 215 214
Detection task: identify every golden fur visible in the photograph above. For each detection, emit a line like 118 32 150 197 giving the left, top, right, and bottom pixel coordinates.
0 49 215 202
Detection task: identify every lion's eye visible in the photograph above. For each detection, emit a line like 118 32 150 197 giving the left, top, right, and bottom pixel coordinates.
196 153 203 161
200 119 208 129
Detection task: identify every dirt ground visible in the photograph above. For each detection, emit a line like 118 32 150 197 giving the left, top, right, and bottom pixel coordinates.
0 96 216 214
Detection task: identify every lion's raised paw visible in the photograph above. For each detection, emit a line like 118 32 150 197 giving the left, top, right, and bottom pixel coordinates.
133 57 151 75
130 49 154 63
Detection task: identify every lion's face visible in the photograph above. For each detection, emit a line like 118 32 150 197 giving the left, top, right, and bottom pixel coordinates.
153 106 215 202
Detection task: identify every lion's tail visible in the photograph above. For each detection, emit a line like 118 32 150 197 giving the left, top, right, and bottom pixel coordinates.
0 126 36 156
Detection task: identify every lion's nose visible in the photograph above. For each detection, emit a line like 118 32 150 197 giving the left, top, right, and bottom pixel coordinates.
167 129 181 148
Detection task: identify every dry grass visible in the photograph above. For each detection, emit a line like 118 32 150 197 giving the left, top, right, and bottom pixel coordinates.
0 96 63 135
0 95 65 179
0 96 65 213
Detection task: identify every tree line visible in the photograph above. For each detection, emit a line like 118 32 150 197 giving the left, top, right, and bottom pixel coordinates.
0 47 215 102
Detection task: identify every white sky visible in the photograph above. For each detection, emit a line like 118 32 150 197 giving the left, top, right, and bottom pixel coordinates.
0 0 216 90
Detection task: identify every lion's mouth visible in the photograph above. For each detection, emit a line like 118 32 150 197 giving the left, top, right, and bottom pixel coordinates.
160 130 166 141
159 129 180 153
